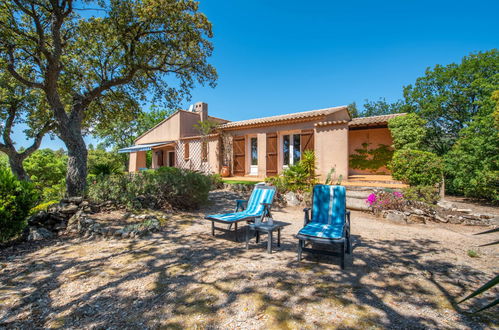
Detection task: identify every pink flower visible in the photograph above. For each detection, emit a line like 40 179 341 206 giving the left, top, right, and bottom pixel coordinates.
366 193 377 206
393 191 403 198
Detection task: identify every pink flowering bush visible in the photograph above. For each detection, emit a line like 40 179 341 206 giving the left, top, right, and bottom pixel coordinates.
366 189 406 215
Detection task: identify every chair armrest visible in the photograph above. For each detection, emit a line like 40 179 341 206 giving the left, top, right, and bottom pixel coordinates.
236 199 248 212
303 208 311 226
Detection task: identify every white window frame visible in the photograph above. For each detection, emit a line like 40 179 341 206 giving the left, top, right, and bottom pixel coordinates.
246 135 258 176
280 131 301 169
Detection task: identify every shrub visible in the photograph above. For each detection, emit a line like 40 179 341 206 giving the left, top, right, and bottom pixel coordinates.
87 167 212 210
389 149 443 186
402 185 440 205
24 149 67 201
388 113 428 150
30 200 60 214
209 174 224 190
0 168 39 242
265 151 318 193
365 189 405 214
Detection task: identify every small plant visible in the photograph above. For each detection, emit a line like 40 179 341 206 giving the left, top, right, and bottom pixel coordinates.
467 249 479 258
325 167 343 185
366 189 405 215
265 151 318 193
389 149 443 186
402 185 440 205
30 200 59 214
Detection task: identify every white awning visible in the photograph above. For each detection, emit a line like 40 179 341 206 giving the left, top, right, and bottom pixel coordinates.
118 141 174 153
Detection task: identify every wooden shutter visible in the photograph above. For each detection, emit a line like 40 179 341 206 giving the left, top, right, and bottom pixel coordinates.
233 136 245 175
300 130 314 153
266 133 278 176
156 150 164 167
184 142 190 160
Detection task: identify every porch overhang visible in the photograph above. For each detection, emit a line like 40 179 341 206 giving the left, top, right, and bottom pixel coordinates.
118 141 174 153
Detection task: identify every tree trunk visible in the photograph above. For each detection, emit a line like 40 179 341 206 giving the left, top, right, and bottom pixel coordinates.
58 117 88 197
7 153 29 181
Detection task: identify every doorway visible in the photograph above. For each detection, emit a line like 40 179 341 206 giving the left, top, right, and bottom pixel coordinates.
168 151 175 167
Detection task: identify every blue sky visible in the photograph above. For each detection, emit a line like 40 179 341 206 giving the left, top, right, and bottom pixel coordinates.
13 0 499 150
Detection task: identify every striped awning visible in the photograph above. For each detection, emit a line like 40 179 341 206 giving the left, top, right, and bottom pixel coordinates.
118 141 174 153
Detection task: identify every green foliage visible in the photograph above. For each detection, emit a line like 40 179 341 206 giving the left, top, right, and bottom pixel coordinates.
0 168 38 242
388 113 428 150
0 152 8 169
467 250 479 258
209 174 224 190
349 143 394 173
402 186 440 205
389 149 443 186
88 167 212 210
30 200 59 215
222 180 258 185
24 149 67 201
324 167 343 185
87 148 125 178
444 113 499 203
362 98 405 117
403 49 499 155
266 151 318 193
347 102 359 118
194 119 218 136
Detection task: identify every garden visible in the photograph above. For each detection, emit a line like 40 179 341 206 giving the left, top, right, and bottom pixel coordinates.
0 0 498 328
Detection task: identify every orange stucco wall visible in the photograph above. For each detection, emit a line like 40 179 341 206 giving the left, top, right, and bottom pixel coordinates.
315 124 349 180
128 151 146 172
348 127 394 175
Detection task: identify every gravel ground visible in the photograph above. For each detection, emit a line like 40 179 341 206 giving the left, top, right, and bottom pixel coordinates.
0 190 498 329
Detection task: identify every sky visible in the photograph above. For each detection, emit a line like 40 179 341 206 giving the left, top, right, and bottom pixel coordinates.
12 0 499 150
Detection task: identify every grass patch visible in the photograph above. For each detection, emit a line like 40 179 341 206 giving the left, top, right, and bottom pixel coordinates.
467 249 479 258
222 180 259 185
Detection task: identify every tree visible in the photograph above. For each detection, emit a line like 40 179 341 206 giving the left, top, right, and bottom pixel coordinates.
388 113 428 151
0 70 54 180
403 49 499 155
347 102 359 118
362 98 405 117
0 0 217 196
444 112 499 202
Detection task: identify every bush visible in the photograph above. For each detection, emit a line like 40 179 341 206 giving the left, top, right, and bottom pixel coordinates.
389 149 443 186
366 189 405 214
87 167 212 210
388 113 428 150
265 150 318 193
209 174 224 190
402 185 440 204
24 149 67 202
30 200 60 214
0 168 39 242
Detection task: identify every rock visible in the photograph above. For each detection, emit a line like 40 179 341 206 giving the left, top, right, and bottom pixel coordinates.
67 196 83 205
384 211 407 225
27 227 54 241
114 229 124 238
456 208 472 214
346 197 370 211
434 214 448 223
27 211 48 226
410 208 425 215
123 212 132 219
60 204 79 214
284 191 300 206
407 214 427 224
80 200 90 207
67 210 83 227
437 201 456 210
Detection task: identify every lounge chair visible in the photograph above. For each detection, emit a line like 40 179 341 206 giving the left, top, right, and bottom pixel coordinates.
205 184 276 241
296 184 351 269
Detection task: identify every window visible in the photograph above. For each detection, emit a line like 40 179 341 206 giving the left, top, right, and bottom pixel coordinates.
250 137 258 165
184 142 189 160
202 141 208 161
283 134 301 167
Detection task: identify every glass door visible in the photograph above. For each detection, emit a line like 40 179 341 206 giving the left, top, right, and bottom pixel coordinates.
250 137 258 175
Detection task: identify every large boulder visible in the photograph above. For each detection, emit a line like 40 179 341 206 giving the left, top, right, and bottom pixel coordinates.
27 227 54 241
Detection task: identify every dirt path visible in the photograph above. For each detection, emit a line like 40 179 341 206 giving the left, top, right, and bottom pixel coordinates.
1 190 497 329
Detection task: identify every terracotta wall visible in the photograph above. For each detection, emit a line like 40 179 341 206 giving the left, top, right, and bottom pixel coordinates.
176 136 219 174
128 151 146 172
136 112 181 144
315 124 349 180
348 127 394 175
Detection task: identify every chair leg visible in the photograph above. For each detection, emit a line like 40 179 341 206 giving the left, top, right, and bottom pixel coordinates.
234 222 238 242
340 242 345 270
297 239 303 261
211 221 215 236
346 232 352 254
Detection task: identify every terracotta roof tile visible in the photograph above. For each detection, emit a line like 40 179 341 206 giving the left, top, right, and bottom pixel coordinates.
349 113 406 127
217 105 348 129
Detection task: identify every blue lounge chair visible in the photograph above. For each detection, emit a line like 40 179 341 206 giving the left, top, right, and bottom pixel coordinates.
205 184 276 241
296 185 351 269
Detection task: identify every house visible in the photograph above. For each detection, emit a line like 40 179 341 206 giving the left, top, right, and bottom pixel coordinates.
119 102 405 181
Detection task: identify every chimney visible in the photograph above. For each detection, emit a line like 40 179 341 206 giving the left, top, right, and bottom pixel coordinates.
194 102 208 122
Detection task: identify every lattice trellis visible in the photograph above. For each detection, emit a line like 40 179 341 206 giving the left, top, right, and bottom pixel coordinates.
176 138 214 174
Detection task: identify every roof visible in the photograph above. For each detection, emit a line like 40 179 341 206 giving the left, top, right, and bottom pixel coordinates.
348 113 406 127
217 105 348 129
